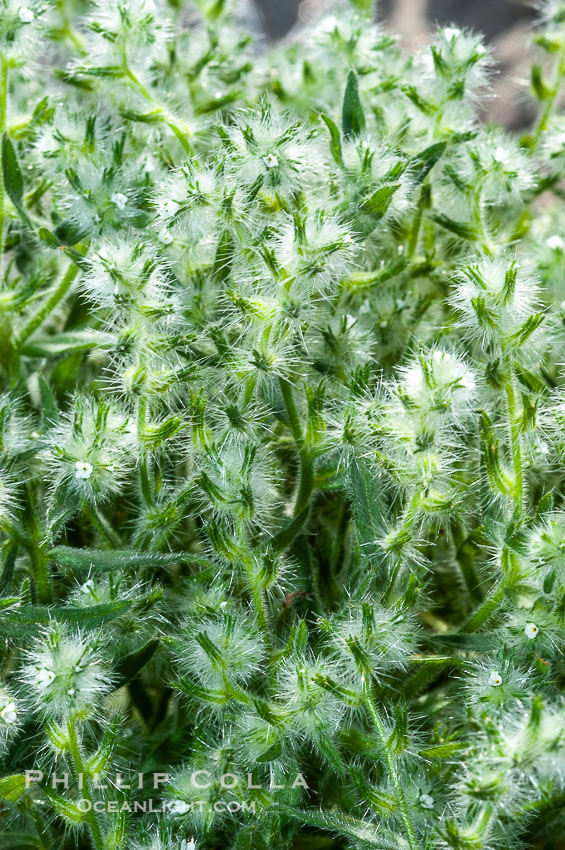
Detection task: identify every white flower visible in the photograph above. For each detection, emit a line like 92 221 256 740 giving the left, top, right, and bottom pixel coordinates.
19 7 35 23
263 154 279 169
493 146 507 164
111 193 128 211
524 622 539 640
0 701 17 725
546 235 564 251
419 793 434 809
158 228 174 245
488 671 503 687
180 841 196 850
35 668 56 690
75 461 93 480
168 799 191 814
80 579 95 594
443 27 461 41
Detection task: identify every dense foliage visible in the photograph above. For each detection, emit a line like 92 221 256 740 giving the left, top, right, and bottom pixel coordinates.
2 1 565 848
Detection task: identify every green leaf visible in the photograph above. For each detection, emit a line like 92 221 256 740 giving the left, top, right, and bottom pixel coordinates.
419 742 467 759
86 716 121 775
360 183 400 216
38 376 59 428
342 71 366 139
270 507 309 554
320 113 343 165
429 633 499 650
0 543 18 594
348 455 384 576
430 212 478 241
0 835 39 850
48 545 211 572
114 638 160 689
139 416 187 449
411 141 447 183
274 805 385 846
0 774 27 802
22 331 116 358
0 601 134 636
174 677 230 704
2 135 24 207
531 64 552 101
44 789 88 823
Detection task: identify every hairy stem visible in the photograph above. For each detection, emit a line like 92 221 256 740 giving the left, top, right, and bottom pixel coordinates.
278 377 314 517
15 262 80 348
67 714 106 850
0 54 8 280
364 679 418 850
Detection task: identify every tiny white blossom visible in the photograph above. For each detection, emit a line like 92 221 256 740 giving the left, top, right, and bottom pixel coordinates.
19 7 35 23
0 701 17 725
35 668 56 690
180 841 196 850
158 228 174 245
75 461 93 480
80 579 95 594
111 193 128 211
546 235 564 251
419 793 434 809
493 146 507 163
488 671 503 687
524 623 539 640
263 154 279 169
443 27 461 41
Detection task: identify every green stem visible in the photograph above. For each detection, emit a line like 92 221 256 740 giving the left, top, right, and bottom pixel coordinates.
83 504 122 548
125 68 193 156
137 394 154 506
505 376 523 512
0 53 8 280
15 262 79 348
278 378 314 517
532 45 565 149
364 680 418 850
29 544 52 604
67 714 106 850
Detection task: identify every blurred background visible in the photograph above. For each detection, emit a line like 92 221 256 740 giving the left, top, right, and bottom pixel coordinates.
253 0 538 128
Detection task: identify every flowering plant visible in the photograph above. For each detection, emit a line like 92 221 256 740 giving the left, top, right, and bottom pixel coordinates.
1 1 565 848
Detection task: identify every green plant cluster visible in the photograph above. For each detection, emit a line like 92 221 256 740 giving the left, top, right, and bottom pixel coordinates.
2 1 565 848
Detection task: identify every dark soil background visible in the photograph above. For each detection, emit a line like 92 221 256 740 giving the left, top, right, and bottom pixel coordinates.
253 0 538 128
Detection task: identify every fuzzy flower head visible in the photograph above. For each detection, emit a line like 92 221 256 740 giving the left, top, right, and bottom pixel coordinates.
273 212 356 297
276 652 345 741
528 513 565 588
176 608 265 691
319 599 417 683
0 1 46 64
83 237 177 329
43 395 134 504
82 0 170 70
20 624 112 720
451 257 543 352
393 347 477 428
193 440 280 532
221 101 321 198
463 656 533 710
